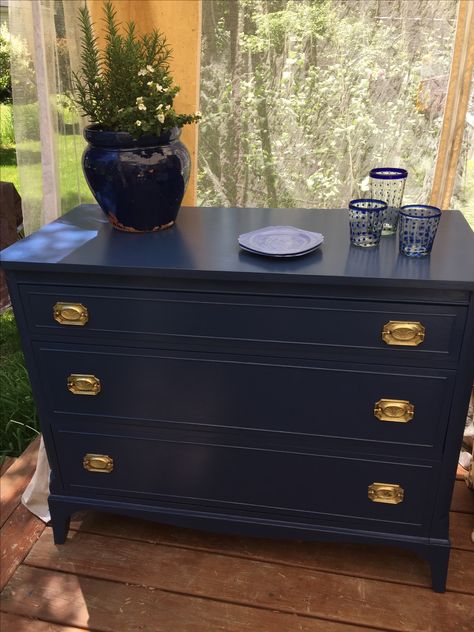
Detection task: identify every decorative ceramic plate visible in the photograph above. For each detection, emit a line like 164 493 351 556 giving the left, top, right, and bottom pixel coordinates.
239 242 323 258
238 226 324 257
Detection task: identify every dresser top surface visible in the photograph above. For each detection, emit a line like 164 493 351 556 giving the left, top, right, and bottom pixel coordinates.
2 204 474 289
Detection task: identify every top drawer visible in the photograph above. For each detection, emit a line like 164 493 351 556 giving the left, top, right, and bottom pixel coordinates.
19 284 466 365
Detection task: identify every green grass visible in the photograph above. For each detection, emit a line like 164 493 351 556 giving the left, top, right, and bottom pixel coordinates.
1 101 92 210
0 103 15 145
0 134 93 210
0 310 39 462
0 144 19 190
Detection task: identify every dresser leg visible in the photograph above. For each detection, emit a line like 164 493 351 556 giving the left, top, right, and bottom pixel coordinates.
428 546 450 593
50 508 71 544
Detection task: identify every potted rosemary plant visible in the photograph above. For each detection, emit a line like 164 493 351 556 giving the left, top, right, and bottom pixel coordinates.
72 2 200 232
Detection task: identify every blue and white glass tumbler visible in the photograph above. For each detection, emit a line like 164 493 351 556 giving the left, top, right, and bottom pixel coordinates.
348 199 386 247
369 168 408 235
399 205 441 257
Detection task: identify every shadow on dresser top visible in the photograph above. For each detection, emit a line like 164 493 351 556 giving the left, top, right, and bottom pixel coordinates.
1 205 474 291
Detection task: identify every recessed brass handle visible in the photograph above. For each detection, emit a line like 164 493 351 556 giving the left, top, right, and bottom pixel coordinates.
53 302 88 326
368 482 404 504
67 374 101 395
382 321 425 346
374 399 414 423
83 454 114 473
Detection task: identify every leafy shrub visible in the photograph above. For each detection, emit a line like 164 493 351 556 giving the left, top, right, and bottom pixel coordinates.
0 24 12 102
0 310 39 460
0 103 14 145
57 94 80 131
0 24 36 105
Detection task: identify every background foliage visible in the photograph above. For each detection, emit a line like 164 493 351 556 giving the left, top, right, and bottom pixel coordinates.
0 311 39 462
198 0 462 210
0 24 12 103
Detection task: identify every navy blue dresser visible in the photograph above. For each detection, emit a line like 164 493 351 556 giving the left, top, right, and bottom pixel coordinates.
2 205 474 592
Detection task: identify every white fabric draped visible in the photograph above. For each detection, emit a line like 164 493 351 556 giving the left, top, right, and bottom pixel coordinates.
9 0 92 236
21 436 51 523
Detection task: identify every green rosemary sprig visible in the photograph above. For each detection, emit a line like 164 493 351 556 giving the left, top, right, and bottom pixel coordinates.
71 1 200 137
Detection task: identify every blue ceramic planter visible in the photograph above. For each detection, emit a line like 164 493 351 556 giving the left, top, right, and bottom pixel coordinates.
83 125 191 232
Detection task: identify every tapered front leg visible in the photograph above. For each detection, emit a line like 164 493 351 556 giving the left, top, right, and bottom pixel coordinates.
49 505 71 544
428 546 450 593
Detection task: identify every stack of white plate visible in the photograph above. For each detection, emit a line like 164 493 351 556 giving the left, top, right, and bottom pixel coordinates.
238 226 324 258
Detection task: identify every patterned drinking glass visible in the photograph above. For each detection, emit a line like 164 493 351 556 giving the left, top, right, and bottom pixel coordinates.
399 204 441 257
369 168 408 235
348 199 386 248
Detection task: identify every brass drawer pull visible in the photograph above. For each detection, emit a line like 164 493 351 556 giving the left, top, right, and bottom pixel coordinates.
368 482 404 504
382 321 425 346
53 302 88 326
83 454 114 473
374 399 414 423
68 374 101 395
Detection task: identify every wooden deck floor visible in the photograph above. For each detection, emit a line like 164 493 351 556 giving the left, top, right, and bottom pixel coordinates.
1 440 473 632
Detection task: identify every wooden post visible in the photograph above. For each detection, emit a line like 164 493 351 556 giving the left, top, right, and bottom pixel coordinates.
430 0 474 210
87 0 201 206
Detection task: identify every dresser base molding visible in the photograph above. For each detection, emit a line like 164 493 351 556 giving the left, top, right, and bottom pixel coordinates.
48 495 451 593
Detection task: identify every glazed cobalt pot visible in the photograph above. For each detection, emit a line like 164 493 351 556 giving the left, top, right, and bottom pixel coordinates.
82 125 191 232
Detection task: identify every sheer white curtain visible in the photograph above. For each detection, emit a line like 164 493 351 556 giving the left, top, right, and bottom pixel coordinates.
9 0 92 236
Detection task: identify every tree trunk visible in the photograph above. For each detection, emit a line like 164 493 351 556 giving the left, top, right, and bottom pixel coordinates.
222 0 246 206
254 65 279 207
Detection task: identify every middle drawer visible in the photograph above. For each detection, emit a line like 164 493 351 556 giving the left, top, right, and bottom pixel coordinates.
34 342 454 457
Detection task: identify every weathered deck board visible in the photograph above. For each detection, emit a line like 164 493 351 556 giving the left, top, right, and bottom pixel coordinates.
69 511 474 593
21 529 474 631
0 435 46 593
0 611 86 632
0 503 45 591
0 457 16 477
1 565 374 632
451 480 474 514
450 511 474 551
0 436 40 528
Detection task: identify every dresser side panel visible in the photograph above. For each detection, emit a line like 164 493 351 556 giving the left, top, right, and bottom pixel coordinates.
430 291 474 539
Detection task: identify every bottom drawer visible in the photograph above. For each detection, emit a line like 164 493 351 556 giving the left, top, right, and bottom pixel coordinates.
52 422 438 534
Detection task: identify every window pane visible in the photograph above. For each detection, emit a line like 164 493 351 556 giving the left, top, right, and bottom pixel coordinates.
199 0 458 209
451 79 474 229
